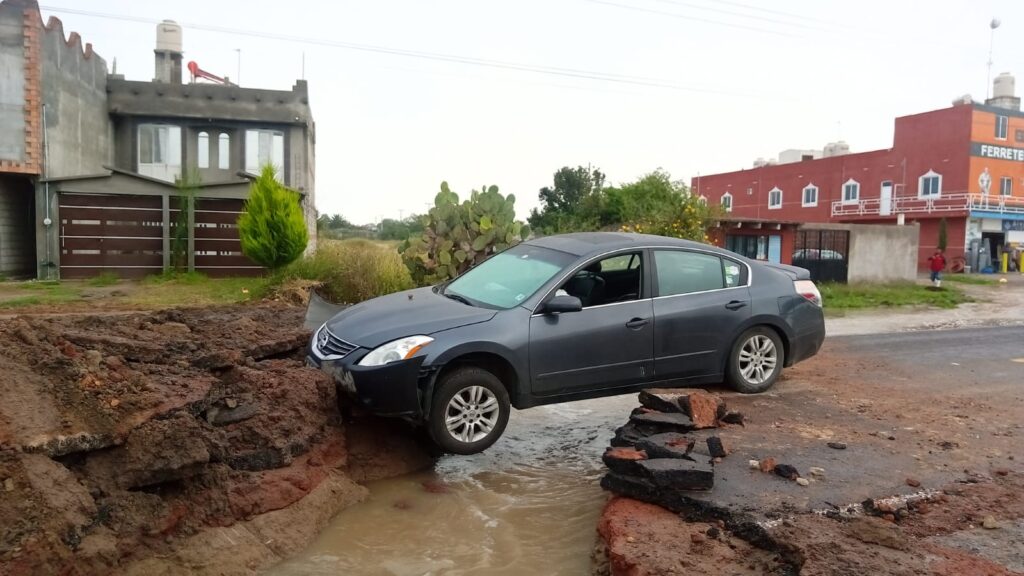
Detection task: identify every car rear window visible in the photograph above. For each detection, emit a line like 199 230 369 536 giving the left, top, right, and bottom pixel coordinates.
654 250 726 296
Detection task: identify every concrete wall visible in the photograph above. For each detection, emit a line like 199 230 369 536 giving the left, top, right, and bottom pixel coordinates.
39 15 110 178
805 222 920 283
0 1 26 164
0 175 34 275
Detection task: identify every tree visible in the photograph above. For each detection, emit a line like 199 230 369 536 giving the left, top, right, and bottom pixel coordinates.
402 182 530 285
528 165 606 234
238 165 309 270
938 217 948 251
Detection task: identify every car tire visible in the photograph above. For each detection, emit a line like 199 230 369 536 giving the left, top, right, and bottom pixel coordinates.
428 366 511 455
726 327 784 394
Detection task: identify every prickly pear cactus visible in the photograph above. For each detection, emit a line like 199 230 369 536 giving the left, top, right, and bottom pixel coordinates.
402 182 531 285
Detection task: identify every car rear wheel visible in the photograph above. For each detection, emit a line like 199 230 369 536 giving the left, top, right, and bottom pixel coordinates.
428 366 510 455
726 327 784 394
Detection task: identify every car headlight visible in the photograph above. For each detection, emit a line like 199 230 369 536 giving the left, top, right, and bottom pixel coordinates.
357 335 434 367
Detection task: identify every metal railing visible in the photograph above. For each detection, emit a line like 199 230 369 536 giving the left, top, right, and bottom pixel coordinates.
831 192 1024 217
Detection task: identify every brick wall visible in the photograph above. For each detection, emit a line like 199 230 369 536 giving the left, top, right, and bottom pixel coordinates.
0 2 41 175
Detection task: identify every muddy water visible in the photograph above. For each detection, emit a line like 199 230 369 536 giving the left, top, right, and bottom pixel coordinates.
269 395 636 576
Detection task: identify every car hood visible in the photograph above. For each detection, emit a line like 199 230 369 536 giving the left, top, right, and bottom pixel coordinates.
323 287 497 348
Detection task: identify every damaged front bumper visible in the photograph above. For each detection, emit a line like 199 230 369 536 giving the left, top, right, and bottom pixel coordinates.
306 350 429 419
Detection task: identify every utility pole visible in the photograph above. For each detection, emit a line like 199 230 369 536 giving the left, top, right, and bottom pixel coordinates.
235 48 242 86
987 18 1001 99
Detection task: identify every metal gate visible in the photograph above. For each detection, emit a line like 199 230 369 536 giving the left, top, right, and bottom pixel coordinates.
792 229 849 283
59 193 164 279
192 198 262 277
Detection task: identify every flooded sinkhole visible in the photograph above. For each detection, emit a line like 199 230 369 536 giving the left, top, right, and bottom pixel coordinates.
269 395 637 576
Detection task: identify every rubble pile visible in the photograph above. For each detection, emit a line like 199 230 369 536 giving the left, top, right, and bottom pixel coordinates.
599 389 742 502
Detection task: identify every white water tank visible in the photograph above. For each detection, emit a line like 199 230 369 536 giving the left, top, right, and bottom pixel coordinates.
993 73 1015 99
823 141 850 157
156 20 182 53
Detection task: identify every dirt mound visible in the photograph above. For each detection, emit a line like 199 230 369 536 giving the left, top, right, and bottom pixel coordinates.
0 304 431 576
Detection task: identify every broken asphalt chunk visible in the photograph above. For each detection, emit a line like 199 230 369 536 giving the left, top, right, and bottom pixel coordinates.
706 436 729 459
680 390 725 429
637 458 714 491
634 433 696 460
827 442 847 450
638 389 688 413
774 464 800 480
602 447 648 475
629 411 696 433
721 411 745 426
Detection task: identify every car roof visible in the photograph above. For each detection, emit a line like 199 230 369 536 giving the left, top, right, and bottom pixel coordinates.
526 232 714 257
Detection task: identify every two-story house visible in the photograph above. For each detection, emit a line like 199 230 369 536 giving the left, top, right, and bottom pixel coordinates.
0 0 316 279
694 74 1024 274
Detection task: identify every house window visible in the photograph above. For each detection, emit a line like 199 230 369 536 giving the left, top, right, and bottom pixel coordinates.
721 192 733 212
919 170 942 198
1016 129 1024 143
218 133 230 169
842 179 860 204
138 124 182 182
802 184 818 207
197 132 210 169
698 195 707 205
996 115 1009 140
245 129 285 174
768 187 782 209
1000 176 1012 196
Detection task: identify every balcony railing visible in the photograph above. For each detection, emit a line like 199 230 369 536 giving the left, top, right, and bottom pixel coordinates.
831 192 1024 218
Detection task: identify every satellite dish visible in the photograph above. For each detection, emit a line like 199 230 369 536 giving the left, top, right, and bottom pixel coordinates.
990 18 1001 29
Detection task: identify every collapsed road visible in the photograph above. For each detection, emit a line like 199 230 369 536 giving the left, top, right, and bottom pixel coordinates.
596 327 1024 575
0 305 433 576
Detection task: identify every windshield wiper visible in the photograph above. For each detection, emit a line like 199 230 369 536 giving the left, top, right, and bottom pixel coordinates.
444 292 473 306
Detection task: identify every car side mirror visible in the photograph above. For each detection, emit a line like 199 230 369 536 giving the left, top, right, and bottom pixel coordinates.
543 295 583 314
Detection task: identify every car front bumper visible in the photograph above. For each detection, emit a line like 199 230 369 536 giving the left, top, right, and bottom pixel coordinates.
306 351 428 418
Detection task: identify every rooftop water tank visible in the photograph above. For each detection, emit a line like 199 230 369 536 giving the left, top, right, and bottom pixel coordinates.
156 20 182 53
993 73 1015 99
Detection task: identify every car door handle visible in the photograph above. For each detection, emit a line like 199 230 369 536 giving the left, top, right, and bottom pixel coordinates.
725 300 748 311
625 318 649 330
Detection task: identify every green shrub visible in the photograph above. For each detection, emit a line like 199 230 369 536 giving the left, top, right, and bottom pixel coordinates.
238 165 309 270
278 239 414 303
401 182 529 285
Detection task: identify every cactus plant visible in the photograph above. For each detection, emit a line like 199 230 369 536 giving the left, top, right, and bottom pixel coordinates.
402 182 530 285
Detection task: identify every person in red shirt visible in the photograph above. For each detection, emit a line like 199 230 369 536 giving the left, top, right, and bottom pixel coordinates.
928 249 947 287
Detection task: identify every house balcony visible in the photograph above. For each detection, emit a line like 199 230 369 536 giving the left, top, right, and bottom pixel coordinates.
831 193 1024 219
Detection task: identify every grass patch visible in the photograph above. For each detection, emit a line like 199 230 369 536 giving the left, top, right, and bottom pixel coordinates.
87 271 119 287
942 274 997 286
128 272 272 308
0 282 83 309
820 282 971 310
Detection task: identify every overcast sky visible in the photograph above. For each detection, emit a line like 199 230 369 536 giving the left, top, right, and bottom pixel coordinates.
42 0 1024 224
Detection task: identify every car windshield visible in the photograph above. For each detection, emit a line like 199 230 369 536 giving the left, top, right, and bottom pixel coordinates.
443 244 575 309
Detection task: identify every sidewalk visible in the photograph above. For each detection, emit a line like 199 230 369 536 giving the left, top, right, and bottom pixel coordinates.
826 274 1024 336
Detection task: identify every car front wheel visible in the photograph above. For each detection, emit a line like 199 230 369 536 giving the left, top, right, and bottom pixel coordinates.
726 327 784 394
428 366 510 455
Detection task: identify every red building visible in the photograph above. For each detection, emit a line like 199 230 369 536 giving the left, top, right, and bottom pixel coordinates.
693 74 1024 273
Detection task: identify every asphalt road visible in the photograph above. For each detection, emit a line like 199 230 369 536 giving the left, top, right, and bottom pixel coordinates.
681 325 1024 521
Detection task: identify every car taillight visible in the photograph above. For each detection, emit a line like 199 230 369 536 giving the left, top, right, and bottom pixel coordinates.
794 280 822 307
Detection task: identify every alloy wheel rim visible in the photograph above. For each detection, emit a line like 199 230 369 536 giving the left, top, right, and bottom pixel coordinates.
738 335 777 385
445 385 499 443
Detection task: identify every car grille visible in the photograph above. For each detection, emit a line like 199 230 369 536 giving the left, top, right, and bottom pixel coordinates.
319 327 358 359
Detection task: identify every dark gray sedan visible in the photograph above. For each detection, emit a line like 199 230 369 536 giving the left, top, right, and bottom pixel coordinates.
308 232 825 454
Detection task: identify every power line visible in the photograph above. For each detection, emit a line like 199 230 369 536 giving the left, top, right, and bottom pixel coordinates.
647 0 819 30
39 4 759 97
585 0 798 37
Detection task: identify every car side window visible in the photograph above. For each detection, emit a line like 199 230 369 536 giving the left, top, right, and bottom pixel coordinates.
558 252 643 308
723 259 743 288
654 251 726 296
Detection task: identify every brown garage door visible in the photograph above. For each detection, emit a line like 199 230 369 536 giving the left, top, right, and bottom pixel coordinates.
192 198 263 277
59 193 164 279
